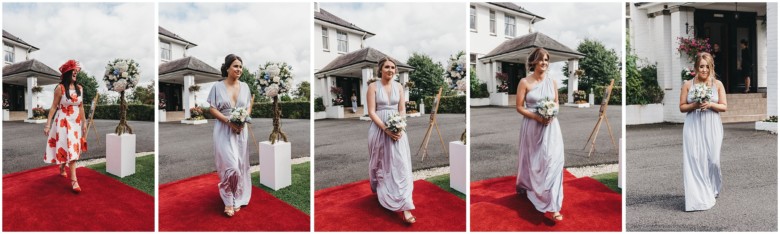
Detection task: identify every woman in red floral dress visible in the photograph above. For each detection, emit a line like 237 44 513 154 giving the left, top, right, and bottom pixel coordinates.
43 59 87 193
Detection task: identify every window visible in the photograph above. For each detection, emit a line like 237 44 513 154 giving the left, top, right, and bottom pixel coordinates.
470 53 477 71
160 41 171 61
489 10 496 35
505 15 516 37
322 27 330 51
470 6 477 31
337 31 348 53
4 43 14 64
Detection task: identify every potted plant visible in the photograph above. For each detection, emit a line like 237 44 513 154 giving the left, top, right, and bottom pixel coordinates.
495 72 509 93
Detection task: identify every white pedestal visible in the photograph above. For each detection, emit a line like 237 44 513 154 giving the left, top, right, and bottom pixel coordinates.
106 133 136 178
24 119 46 123
407 112 421 118
755 121 778 133
564 103 591 108
618 138 624 189
3 109 9 121
259 141 291 190
419 103 426 114
159 109 166 122
181 119 207 125
489 92 509 106
470 98 490 106
588 93 595 106
449 141 467 194
326 106 344 119
314 111 327 120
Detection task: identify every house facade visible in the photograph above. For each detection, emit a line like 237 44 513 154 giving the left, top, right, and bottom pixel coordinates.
628 2 777 123
2 30 60 121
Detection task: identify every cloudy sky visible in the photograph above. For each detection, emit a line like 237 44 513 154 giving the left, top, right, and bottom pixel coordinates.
160 2 310 105
320 2 467 66
512 2 623 85
3 3 155 108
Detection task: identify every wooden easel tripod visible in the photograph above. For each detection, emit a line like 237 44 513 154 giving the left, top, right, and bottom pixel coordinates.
583 79 618 157
416 88 448 161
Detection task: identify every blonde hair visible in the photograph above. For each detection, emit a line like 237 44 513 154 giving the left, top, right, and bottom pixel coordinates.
694 52 716 80
526 47 549 72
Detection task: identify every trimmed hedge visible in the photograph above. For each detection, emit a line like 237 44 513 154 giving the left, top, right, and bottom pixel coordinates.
314 97 326 112
423 95 466 114
594 85 623 105
203 101 310 119
84 104 155 121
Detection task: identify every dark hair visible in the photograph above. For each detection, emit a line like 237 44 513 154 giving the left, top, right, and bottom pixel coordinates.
60 70 81 100
220 54 243 77
526 47 549 72
376 57 397 78
740 39 748 46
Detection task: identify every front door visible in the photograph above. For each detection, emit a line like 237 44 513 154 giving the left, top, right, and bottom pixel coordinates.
2 84 25 111
501 62 526 95
696 9 757 93
336 77 361 106
160 82 182 111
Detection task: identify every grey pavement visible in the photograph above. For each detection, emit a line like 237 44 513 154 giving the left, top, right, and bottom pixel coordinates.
626 122 777 231
314 113 466 190
2 120 155 175
159 118 310 184
470 105 622 181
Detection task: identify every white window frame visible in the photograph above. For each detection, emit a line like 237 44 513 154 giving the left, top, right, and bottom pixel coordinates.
505 15 516 38
4 43 15 64
160 41 171 62
337 31 348 53
490 10 496 35
322 27 330 52
470 5 477 32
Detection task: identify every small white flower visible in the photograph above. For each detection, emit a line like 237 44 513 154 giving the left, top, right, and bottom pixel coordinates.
121 72 129 78
267 64 281 77
273 76 280 83
113 79 127 92
265 84 280 97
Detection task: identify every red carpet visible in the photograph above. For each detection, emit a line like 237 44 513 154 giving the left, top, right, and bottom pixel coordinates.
3 166 154 231
315 180 466 231
159 173 310 231
470 170 622 231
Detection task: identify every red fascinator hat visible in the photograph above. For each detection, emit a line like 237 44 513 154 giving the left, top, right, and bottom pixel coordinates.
58 60 81 79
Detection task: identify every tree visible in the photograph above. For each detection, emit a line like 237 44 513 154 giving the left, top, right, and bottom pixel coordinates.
294 81 310 101
131 83 155 105
76 71 98 104
562 39 620 97
406 53 447 102
237 68 260 102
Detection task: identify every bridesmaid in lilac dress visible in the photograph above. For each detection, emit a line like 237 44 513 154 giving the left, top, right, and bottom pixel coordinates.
367 58 416 224
680 52 726 211
207 54 253 217
515 48 565 221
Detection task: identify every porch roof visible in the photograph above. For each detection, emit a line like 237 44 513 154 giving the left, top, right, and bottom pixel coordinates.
158 56 221 84
2 59 60 86
480 32 584 63
315 47 413 78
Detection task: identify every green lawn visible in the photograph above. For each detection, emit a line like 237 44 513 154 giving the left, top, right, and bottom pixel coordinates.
87 154 155 196
252 162 310 215
425 174 465 200
591 172 621 194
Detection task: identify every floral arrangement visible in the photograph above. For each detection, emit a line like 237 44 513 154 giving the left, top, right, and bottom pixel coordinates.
104 58 140 135
764 116 778 123
406 101 418 114
32 107 46 119
189 106 205 120
257 62 294 98
31 86 43 94
159 93 166 110
681 67 696 81
330 86 344 106
103 59 140 93
537 98 558 119
2 93 9 109
332 96 344 106
229 107 249 125
691 83 712 104
496 72 509 92
385 113 407 133
677 37 712 63
188 84 201 93
446 51 467 90
573 90 587 103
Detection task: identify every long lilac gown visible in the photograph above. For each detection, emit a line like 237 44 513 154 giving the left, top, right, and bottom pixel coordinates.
207 81 252 208
515 77 564 213
368 81 415 212
683 80 723 211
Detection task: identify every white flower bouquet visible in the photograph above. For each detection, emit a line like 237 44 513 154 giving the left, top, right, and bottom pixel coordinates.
229 107 249 125
385 113 407 133
536 98 558 119
691 83 712 103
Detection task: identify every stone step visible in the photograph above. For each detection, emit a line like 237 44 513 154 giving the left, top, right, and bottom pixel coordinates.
343 106 364 118
166 111 185 122
725 93 766 99
721 114 767 123
10 111 26 121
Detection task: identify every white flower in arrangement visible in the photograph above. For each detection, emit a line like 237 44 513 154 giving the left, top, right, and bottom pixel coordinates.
117 61 128 72
267 64 281 77
107 74 117 81
229 107 249 125
113 79 128 92
273 76 280 83
385 113 407 133
259 79 268 86
265 83 280 97
456 79 467 92
121 72 129 78
691 83 712 104
536 98 558 119
450 70 461 78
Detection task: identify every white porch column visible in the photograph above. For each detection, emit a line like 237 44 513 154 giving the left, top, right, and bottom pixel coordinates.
767 3 778 116
26 76 37 119
325 75 334 107
666 6 694 123
488 61 498 94
182 75 195 118
757 18 767 89
399 72 410 101
566 59 579 104
653 11 672 90
361 67 373 116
